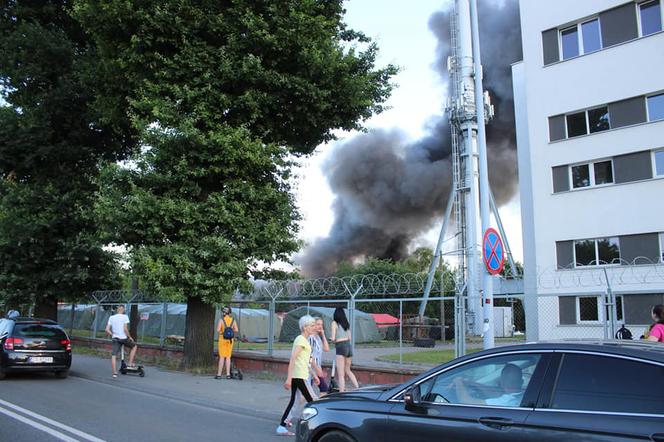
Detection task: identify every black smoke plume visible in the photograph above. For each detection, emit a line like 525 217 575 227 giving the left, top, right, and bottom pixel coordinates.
300 0 523 277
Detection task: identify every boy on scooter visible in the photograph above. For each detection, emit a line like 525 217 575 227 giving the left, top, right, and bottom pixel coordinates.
105 305 138 378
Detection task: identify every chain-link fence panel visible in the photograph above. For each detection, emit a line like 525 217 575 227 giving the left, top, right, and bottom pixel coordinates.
534 293 663 340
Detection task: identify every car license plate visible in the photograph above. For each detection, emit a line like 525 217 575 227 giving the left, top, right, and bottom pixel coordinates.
29 357 53 363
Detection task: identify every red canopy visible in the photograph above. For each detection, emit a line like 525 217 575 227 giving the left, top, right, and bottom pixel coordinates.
371 313 400 328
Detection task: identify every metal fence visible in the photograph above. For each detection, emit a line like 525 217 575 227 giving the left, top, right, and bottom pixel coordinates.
57 292 528 370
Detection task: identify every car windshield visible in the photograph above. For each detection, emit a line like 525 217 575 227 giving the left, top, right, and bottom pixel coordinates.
13 324 66 339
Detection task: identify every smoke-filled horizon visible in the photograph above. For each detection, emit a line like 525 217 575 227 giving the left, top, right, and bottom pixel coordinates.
299 0 523 277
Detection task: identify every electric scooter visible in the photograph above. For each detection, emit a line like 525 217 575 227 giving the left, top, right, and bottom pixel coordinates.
119 342 145 377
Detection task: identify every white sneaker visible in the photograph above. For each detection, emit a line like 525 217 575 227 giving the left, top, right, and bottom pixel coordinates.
276 425 294 436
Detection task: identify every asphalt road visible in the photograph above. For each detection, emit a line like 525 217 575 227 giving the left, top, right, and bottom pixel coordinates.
0 372 283 442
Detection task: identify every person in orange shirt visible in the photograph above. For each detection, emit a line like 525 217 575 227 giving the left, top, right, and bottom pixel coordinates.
215 306 239 379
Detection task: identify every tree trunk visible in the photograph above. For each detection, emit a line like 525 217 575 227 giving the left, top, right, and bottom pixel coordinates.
34 295 58 321
129 278 139 340
183 295 215 369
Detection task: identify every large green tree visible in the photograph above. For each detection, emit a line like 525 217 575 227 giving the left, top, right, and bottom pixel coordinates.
76 0 397 367
0 1 134 317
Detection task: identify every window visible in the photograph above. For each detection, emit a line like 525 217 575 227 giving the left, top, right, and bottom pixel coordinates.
561 26 579 59
570 160 613 188
560 19 603 60
639 0 662 36
577 296 600 322
587 106 610 133
566 107 610 138
655 150 664 176
574 237 620 266
566 111 587 137
660 232 664 263
571 164 590 188
551 353 664 415
605 295 624 322
417 354 542 408
593 160 613 184
581 19 602 53
647 93 664 121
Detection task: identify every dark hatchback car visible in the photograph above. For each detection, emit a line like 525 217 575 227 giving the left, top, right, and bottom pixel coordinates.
297 341 664 442
0 317 72 379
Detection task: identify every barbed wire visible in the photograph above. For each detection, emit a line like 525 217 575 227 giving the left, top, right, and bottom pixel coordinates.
537 257 664 290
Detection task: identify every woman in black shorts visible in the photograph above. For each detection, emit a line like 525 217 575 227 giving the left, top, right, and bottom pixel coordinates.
330 307 359 392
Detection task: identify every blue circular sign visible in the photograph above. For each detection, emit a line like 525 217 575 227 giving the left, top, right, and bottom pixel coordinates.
483 228 505 275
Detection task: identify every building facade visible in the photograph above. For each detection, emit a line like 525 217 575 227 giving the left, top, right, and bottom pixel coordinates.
513 0 664 340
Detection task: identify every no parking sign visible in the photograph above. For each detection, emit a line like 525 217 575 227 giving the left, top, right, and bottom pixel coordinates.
483 228 505 275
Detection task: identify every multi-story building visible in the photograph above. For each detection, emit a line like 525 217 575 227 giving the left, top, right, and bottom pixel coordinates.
513 0 664 340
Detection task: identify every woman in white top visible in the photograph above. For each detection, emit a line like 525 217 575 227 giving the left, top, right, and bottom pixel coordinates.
330 307 359 392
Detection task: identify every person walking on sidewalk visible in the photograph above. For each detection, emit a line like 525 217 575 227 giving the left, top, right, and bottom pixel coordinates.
216 306 239 379
330 307 359 392
105 305 138 378
310 317 330 396
284 315 330 427
277 315 319 436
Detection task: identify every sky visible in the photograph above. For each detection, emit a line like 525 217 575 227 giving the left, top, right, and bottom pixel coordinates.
293 0 524 268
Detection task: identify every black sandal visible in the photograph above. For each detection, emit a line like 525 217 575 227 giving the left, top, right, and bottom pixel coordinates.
226 375 232 379
214 375 222 379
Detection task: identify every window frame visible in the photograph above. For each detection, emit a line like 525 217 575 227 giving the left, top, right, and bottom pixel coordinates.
652 149 664 177
568 158 615 189
646 92 664 122
576 296 601 323
660 232 664 263
573 237 621 267
564 105 611 139
637 0 663 37
559 18 603 61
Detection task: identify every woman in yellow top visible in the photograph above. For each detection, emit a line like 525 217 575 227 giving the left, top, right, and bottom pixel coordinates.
276 315 319 436
215 306 239 379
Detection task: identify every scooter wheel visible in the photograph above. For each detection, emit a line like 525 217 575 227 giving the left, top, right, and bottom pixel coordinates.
237 373 243 380
139 370 145 378
120 369 127 375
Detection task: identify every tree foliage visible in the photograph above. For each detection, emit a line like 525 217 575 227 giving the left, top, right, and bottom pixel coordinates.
74 0 397 367
0 1 133 316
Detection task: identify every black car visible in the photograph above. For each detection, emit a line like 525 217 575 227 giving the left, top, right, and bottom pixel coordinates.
0 317 72 379
297 341 664 442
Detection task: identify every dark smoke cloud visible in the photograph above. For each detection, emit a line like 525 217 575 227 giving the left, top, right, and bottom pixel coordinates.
300 0 522 277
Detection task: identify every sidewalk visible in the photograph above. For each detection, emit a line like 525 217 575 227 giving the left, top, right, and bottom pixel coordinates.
71 353 290 422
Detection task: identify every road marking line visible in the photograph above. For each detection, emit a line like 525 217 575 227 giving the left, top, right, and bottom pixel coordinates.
0 405 80 442
0 398 106 442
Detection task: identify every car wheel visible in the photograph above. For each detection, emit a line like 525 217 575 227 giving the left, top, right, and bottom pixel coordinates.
318 430 356 442
55 370 69 379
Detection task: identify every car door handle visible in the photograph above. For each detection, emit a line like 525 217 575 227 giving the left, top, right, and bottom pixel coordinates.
651 434 664 442
478 417 514 430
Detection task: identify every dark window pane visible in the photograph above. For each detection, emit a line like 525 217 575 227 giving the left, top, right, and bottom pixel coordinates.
640 1 662 36
566 112 587 137
561 27 579 59
579 297 599 321
588 106 610 133
597 237 620 264
647 93 664 121
581 19 602 53
593 161 613 184
571 164 590 188
575 239 596 266
13 324 66 339
552 354 664 414
612 296 623 321
655 150 664 176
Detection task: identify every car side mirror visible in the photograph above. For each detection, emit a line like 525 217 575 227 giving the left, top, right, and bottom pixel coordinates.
404 385 425 413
